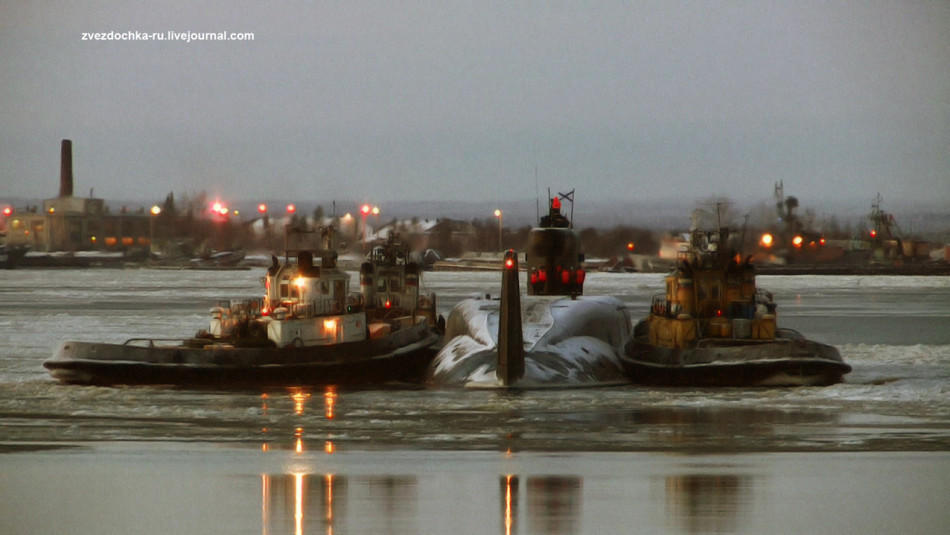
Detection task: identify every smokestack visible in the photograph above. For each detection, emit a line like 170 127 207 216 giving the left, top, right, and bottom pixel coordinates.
59 139 73 198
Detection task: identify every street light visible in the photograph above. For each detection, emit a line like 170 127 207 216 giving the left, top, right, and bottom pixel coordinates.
149 205 161 254
493 209 503 251
360 204 372 248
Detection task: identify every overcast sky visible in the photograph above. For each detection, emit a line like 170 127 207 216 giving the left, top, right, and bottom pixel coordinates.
1 1 948 208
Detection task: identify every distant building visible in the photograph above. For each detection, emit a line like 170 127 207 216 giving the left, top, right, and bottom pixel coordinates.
4 140 150 251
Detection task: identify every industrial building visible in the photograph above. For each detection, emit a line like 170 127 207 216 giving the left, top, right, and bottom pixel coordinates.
3 140 151 252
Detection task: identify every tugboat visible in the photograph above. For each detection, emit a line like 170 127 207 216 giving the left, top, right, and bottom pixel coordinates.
429 191 634 388
621 223 851 386
44 225 442 387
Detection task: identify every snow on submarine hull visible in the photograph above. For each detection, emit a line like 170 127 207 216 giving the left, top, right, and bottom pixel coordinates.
428 250 633 388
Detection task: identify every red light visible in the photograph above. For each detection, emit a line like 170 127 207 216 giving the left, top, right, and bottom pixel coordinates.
576 270 585 284
530 272 538 284
551 197 561 210
561 269 571 284
261 306 270 316
2 207 11 216
715 309 722 317
870 229 877 238
360 204 371 215
258 203 267 213
286 204 296 214
626 242 635 251
537 269 547 282
820 237 826 246
505 258 514 269
384 300 392 309
792 235 804 248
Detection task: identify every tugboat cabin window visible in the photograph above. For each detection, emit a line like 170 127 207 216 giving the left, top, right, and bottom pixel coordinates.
279 279 290 298
389 277 401 292
333 280 345 305
377 278 387 292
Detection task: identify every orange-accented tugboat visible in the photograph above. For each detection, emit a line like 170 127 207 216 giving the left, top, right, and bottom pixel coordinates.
622 225 850 386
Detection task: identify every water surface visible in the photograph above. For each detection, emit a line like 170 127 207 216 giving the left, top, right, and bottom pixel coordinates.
1 269 948 534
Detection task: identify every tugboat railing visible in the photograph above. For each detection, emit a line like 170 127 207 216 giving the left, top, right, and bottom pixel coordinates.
123 338 189 347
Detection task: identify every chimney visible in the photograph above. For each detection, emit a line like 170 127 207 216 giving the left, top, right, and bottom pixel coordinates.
60 139 73 198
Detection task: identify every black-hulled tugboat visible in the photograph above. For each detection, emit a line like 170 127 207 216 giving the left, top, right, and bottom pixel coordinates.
430 191 634 388
621 225 850 386
44 226 442 387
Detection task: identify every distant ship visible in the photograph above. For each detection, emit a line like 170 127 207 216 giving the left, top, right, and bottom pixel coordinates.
430 192 633 388
45 226 442 387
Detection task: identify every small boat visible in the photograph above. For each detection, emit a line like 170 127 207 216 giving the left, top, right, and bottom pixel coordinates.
0 242 30 269
621 225 851 386
44 226 442 387
430 192 633 388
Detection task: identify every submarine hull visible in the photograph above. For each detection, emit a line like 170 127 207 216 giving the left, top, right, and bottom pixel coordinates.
622 325 851 387
429 295 633 388
44 323 440 388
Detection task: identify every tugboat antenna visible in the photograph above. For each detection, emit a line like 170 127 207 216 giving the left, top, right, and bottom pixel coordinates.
535 165 540 223
567 189 575 228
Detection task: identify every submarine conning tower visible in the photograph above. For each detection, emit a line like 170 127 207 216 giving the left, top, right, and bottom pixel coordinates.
525 193 586 297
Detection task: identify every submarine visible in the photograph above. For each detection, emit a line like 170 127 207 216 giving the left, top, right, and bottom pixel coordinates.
429 192 634 388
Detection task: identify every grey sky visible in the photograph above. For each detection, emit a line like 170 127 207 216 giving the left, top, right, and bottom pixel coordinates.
1 1 948 208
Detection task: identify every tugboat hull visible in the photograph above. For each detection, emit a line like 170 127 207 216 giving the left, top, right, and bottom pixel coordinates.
622 326 851 387
44 323 440 388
